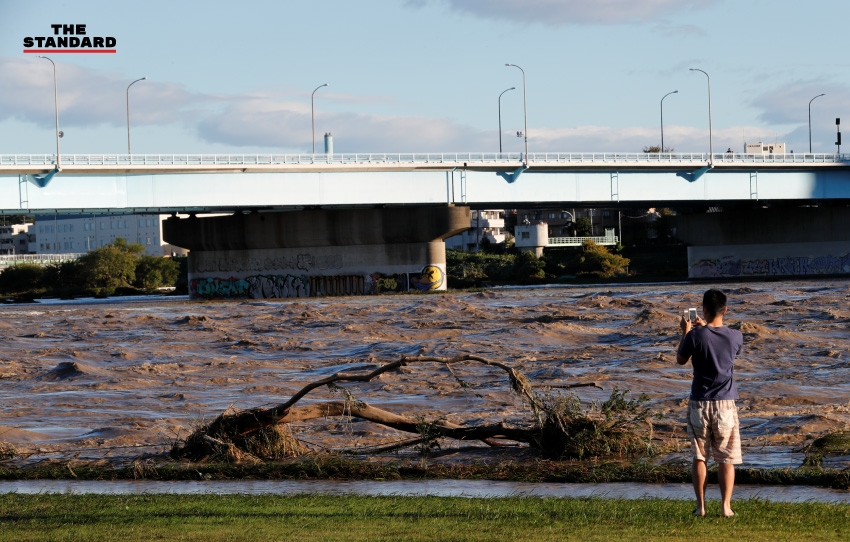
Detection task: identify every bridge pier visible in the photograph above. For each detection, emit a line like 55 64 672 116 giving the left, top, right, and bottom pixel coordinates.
676 206 850 278
162 206 470 299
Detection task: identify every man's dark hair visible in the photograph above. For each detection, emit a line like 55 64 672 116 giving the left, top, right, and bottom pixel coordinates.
702 289 727 319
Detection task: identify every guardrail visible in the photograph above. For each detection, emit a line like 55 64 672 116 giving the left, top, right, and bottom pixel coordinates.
2 152 848 167
0 253 84 267
548 235 619 247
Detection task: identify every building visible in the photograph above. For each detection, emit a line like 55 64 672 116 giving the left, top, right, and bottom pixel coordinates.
516 208 616 237
0 223 35 255
32 214 179 256
744 142 786 154
445 209 506 251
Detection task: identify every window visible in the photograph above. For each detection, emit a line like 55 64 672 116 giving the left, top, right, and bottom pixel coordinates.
146 219 152 227
69 224 74 232
100 222 105 230
139 219 144 227
521 232 530 239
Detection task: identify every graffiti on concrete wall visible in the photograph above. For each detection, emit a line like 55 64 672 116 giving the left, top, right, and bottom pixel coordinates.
369 273 409 294
191 274 310 299
190 265 446 299
192 253 344 274
310 275 366 297
691 253 850 278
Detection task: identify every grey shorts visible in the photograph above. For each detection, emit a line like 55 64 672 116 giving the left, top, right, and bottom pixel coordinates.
686 399 742 465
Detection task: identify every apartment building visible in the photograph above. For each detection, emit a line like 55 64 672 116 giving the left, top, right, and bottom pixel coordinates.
33 214 177 256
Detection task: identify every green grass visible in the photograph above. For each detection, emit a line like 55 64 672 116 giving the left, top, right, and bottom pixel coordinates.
0 494 847 541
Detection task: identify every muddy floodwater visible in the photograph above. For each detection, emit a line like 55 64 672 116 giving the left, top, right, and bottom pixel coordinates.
1 280 849 468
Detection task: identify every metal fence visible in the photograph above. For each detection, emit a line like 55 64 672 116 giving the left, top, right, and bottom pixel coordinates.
548 234 619 247
0 253 84 267
2 152 848 167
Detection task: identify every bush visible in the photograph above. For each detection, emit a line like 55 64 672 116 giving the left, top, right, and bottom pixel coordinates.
135 255 180 290
576 240 630 278
76 238 145 293
0 264 46 294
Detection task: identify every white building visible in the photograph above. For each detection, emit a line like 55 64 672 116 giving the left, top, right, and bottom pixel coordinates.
744 142 786 154
33 214 179 256
445 209 507 251
0 223 35 255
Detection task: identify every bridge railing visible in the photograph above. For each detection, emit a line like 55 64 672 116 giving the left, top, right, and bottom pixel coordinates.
2 152 848 167
548 235 619 247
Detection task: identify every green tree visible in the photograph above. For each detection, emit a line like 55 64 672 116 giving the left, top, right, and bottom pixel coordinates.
134 255 180 290
577 240 630 278
0 264 45 294
643 145 674 153
514 250 546 282
574 217 592 236
76 238 145 293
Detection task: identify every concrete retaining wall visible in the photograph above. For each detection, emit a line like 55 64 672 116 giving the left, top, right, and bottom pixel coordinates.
689 242 850 278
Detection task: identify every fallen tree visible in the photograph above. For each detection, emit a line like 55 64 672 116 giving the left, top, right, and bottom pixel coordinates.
171 354 655 462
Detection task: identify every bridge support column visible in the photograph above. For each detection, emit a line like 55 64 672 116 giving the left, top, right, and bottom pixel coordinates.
675 207 850 279
163 206 470 299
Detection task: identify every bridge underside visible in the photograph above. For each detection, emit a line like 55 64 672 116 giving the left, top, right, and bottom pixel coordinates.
3 167 850 214
162 206 470 299
675 206 850 279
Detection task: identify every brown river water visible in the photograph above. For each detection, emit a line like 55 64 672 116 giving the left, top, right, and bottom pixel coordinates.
1 280 849 469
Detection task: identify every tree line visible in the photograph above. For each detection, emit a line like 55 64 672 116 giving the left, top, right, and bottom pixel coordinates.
0 238 185 299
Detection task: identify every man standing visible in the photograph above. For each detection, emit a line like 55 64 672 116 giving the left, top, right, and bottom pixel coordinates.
677 289 743 517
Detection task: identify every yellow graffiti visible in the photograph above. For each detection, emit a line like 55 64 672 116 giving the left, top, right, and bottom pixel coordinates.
411 265 444 291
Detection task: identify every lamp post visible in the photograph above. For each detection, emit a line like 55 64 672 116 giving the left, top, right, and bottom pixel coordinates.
498 87 515 154
37 55 60 170
311 83 328 154
689 68 712 164
660 90 678 153
808 93 825 153
126 77 147 156
505 64 528 164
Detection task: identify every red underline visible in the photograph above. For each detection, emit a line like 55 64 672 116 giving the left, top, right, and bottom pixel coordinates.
23 49 117 53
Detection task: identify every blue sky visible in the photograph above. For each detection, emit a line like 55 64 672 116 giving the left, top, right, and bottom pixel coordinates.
1 0 848 155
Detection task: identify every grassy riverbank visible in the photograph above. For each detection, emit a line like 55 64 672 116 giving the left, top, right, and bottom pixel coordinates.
2 494 848 541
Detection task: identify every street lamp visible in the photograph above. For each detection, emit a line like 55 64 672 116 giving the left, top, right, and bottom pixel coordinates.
126 77 147 156
808 93 825 153
660 90 678 153
37 55 61 170
311 83 328 154
689 68 712 164
505 64 528 164
498 87 515 154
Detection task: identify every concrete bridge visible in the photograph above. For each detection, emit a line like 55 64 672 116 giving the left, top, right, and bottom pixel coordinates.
2 152 849 297
3 152 850 214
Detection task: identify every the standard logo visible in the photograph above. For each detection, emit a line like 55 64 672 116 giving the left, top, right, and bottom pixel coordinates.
23 24 116 53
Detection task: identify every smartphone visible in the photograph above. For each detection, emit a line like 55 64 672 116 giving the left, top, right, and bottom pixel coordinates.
688 308 698 322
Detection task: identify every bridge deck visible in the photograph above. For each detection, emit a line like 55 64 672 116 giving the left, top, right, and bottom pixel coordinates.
2 153 850 214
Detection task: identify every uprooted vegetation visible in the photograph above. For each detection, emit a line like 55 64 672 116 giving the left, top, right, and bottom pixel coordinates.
171 355 658 463
803 430 850 467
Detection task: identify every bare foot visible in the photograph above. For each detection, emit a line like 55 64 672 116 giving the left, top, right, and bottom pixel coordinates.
693 508 706 517
722 510 736 517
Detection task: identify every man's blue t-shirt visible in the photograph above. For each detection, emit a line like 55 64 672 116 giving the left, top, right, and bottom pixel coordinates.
678 325 743 400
